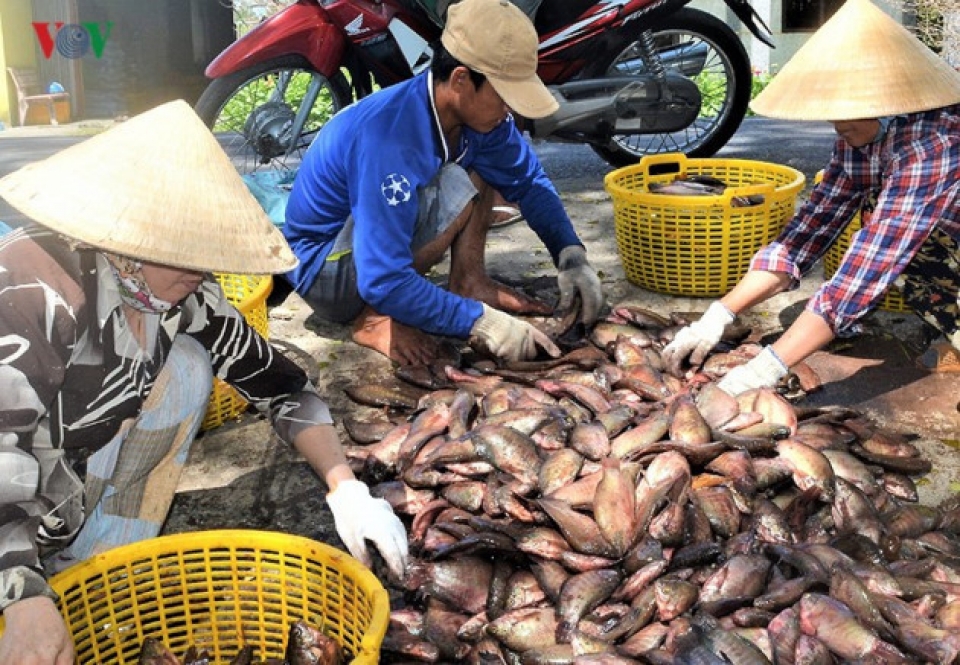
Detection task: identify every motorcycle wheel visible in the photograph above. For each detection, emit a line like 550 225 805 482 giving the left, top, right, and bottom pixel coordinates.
195 55 351 175
587 8 752 166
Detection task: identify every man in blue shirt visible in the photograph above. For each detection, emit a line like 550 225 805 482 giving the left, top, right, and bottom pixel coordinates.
283 0 604 365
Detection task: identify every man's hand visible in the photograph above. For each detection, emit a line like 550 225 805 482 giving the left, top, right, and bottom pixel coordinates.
326 480 409 580
662 301 735 374
470 304 561 361
557 246 604 326
716 346 789 396
0 596 74 665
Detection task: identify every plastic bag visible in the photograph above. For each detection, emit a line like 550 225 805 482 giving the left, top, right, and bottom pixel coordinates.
242 171 297 228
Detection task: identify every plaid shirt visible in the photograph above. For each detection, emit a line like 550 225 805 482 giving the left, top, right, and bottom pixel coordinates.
750 105 960 335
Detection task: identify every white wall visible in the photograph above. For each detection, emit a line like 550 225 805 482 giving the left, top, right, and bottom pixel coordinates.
691 0 907 74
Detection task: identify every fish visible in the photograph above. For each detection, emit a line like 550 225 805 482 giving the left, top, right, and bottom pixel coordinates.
139 638 182 665
344 380 424 409
341 415 397 444
405 556 493 615
775 439 836 502
792 634 833 665
381 628 441 662
828 564 897 642
568 420 612 461
539 497 616 558
594 458 637 557
797 593 910 663
695 382 741 429
397 401 453 470
668 394 712 444
654 577 699 621
422 598 473 660
182 646 213 665
692 612 773 665
285 621 343 665
486 607 560 654
556 569 621 643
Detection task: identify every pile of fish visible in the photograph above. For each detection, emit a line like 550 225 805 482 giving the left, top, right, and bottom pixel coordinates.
138 620 341 665
341 306 960 664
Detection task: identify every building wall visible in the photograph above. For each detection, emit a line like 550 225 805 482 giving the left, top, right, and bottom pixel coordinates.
693 0 906 74
76 0 233 119
0 0 39 126
0 0 233 123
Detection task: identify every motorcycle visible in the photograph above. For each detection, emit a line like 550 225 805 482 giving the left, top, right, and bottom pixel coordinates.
195 0 774 174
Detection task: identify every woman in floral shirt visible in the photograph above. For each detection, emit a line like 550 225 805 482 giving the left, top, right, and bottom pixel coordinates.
0 101 407 664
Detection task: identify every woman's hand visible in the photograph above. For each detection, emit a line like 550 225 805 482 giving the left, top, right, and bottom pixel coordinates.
0 596 74 665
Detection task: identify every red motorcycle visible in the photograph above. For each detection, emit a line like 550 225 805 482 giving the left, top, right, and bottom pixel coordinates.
195 0 773 174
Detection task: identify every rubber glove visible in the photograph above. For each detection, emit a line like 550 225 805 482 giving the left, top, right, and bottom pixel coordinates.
470 304 561 361
326 480 409 580
662 301 735 373
557 245 604 326
717 346 789 396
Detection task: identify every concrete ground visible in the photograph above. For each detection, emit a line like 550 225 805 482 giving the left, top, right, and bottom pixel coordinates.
1 118 957 548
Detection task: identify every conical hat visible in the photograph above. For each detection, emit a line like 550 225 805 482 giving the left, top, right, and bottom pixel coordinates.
751 0 960 121
0 100 298 274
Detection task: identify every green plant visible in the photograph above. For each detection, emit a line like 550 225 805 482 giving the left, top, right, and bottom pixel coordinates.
694 71 728 118
746 69 776 116
213 69 338 134
692 68 776 119
228 0 293 37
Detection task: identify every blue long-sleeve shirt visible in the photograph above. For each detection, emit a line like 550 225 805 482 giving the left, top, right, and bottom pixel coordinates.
283 71 581 338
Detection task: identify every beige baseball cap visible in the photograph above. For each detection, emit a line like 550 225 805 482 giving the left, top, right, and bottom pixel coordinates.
751 0 960 121
442 0 558 119
0 100 297 275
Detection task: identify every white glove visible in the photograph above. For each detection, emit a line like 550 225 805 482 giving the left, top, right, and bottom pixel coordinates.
470 304 561 361
662 301 735 373
326 479 409 580
717 346 789 396
557 245 605 326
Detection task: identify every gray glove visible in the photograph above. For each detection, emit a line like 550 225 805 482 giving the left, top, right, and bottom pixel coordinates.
717 346 789 396
326 479 409 580
662 301 735 372
470 304 561 361
557 245 604 326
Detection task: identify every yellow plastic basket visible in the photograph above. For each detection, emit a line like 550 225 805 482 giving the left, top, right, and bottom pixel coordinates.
201 274 273 431
816 171 910 313
604 154 805 296
12 530 390 664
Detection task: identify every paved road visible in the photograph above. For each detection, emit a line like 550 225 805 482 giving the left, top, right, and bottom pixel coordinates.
534 116 835 192
0 117 836 226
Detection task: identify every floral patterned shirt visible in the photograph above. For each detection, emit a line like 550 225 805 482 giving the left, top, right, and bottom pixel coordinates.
0 225 332 609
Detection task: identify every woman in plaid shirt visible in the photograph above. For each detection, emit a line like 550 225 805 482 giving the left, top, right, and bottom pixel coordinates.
664 0 960 395
0 101 407 664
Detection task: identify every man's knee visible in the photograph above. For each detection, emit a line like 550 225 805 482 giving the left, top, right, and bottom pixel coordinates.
303 282 365 323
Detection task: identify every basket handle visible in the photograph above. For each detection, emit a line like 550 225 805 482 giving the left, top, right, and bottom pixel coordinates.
719 181 775 206
637 153 688 179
